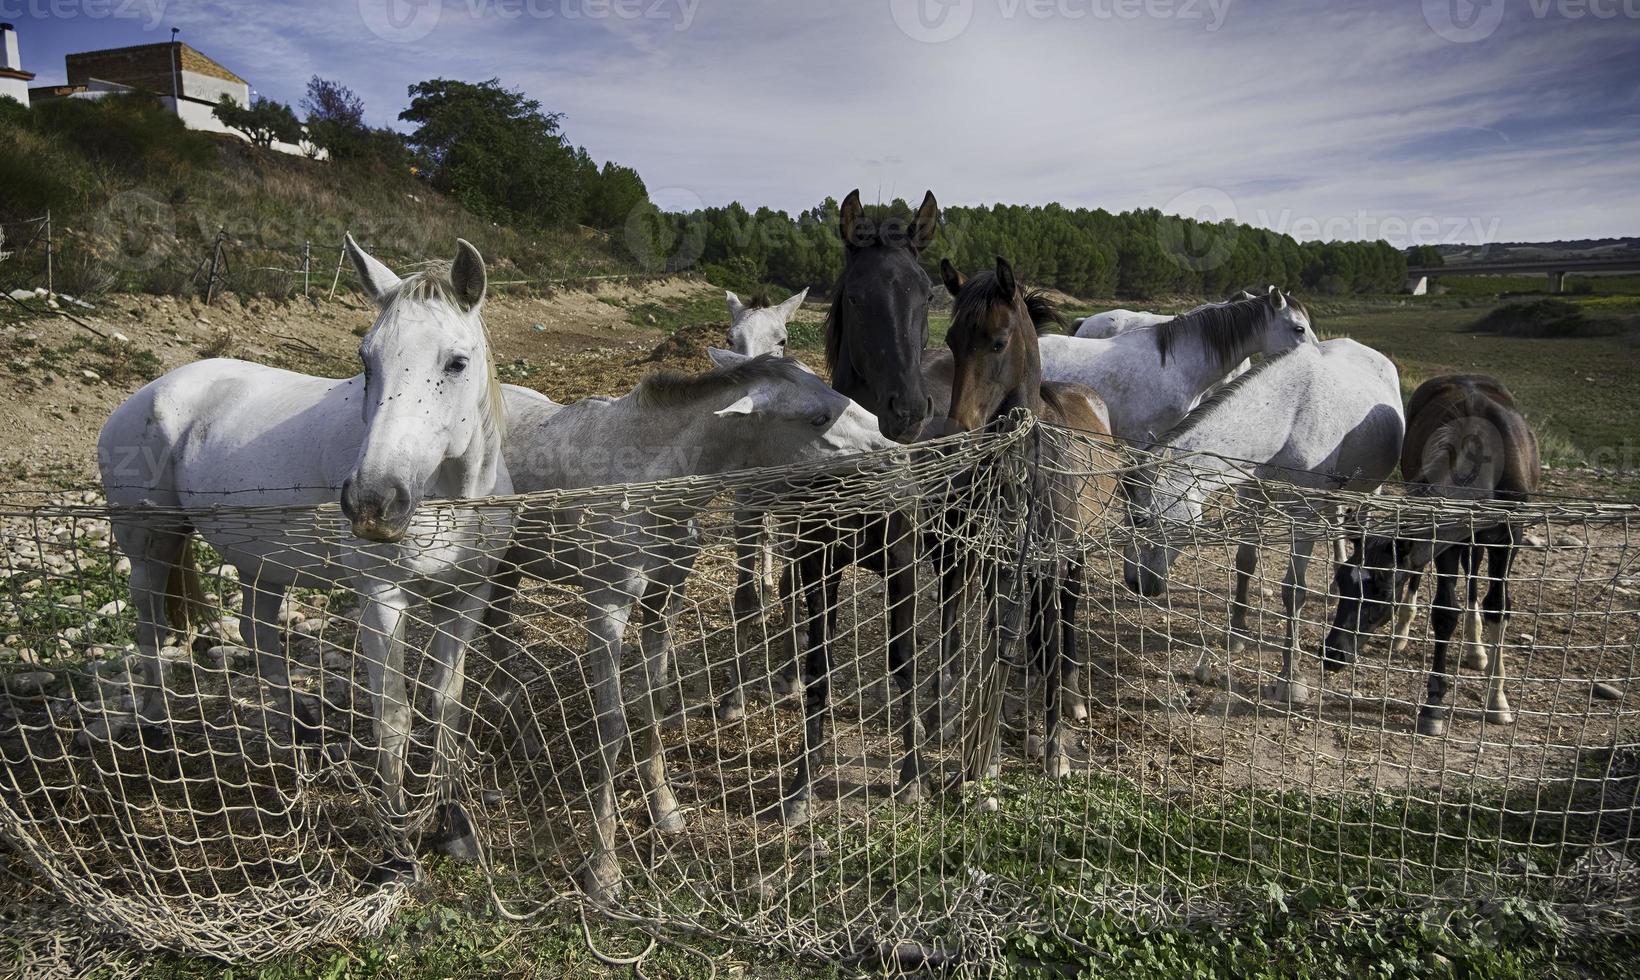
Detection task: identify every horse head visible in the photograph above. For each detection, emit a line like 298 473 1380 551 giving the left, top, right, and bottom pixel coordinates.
727 288 808 358
339 235 501 543
828 188 939 443
940 256 1059 433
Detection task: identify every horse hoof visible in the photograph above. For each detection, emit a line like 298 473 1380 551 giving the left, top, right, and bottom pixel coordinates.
137 722 176 753
1046 753 1071 780
1321 648 1355 673
714 699 745 723
364 857 419 888
582 860 624 903
1191 663 1218 687
1068 698 1089 724
1461 648 1488 671
1416 711 1448 737
1391 637 1412 654
1484 708 1515 726
1025 734 1044 761
430 804 480 862
1228 637 1248 655
782 796 813 827
770 674 797 697
895 779 922 805
1268 679 1310 706
652 808 686 835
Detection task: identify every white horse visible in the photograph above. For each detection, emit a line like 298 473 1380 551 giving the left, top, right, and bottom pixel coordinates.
726 288 809 358
1072 291 1257 340
1041 287 1314 444
495 351 891 900
1122 339 1405 705
97 237 510 878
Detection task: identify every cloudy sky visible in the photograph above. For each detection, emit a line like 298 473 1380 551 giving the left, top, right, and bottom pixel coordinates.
12 0 1640 246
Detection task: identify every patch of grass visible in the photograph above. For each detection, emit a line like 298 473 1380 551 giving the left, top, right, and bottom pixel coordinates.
1467 299 1618 339
626 293 728 333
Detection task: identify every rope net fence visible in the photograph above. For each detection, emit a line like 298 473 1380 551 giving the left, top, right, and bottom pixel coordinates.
0 420 1635 972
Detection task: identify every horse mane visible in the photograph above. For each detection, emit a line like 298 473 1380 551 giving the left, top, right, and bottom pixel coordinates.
1155 344 1304 446
637 353 812 409
948 270 1066 339
1153 292 1303 371
376 263 506 443
745 291 771 310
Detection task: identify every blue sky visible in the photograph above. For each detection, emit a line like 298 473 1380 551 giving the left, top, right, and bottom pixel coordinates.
8 0 1639 246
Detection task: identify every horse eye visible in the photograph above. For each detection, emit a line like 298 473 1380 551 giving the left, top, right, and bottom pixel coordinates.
991 338 1007 353
811 412 831 427
778 337 788 347
446 356 469 374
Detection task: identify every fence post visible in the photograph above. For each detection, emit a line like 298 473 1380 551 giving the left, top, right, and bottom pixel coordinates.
43 209 53 297
327 232 348 301
302 241 311 297
204 228 226 306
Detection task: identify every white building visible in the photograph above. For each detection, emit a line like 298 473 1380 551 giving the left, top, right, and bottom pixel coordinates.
0 24 35 106
26 35 320 158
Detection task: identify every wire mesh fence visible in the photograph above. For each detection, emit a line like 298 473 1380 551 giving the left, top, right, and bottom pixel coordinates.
0 420 1635 973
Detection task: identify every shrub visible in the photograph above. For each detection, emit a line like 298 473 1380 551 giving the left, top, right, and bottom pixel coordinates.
1468 299 1613 338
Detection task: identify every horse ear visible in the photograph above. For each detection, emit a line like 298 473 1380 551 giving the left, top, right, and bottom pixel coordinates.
345 234 401 309
839 189 866 249
706 346 749 368
995 256 1016 301
1271 289 1288 311
726 290 747 322
910 190 939 253
451 239 487 310
714 394 758 417
774 287 808 320
939 258 965 297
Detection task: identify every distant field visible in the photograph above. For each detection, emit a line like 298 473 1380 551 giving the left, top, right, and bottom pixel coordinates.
1322 305 1639 469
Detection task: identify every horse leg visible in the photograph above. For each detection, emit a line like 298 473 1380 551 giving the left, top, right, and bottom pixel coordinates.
242 580 319 748
635 569 688 835
1059 557 1087 725
885 535 926 803
116 525 189 741
774 560 804 695
1392 569 1423 654
1416 546 1466 736
716 512 763 722
1272 535 1319 706
933 544 975 744
1479 534 1516 726
1210 541 1260 681
582 590 634 901
421 585 489 861
1459 545 1487 671
357 584 415 878
1039 577 1071 779
782 546 834 826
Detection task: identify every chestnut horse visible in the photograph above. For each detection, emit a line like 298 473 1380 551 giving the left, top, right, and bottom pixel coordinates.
1324 374 1540 736
938 256 1121 777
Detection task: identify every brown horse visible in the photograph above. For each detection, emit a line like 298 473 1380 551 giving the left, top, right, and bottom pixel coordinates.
1324 374 1540 736
938 256 1120 776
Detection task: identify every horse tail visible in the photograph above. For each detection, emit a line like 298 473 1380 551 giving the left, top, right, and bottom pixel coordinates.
163 539 212 642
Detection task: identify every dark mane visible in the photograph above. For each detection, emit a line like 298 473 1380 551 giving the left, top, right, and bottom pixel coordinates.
949 270 1065 339
746 291 771 310
636 353 811 409
1154 344 1303 446
1153 292 1305 370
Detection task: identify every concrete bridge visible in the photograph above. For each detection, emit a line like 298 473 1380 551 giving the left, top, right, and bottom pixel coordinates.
1408 256 1640 292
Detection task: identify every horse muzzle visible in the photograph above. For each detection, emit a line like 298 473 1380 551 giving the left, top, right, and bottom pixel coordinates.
341 477 415 543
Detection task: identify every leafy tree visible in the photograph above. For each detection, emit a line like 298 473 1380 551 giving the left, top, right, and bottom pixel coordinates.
581 161 649 229
1407 244 1444 268
213 95 302 149
399 77 586 227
